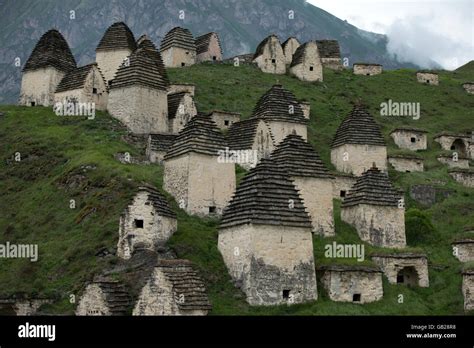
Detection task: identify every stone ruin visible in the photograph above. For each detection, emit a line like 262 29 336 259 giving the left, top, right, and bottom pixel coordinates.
449 168 474 188
168 83 195 96
416 71 439 85
462 269 474 311
252 34 286 74
318 265 383 303
409 184 454 206
117 185 177 260
218 158 317 306
289 41 323 82
316 40 343 70
437 154 470 169
19 29 77 107
133 259 212 315
462 82 474 94
281 37 300 65
160 27 196 68
388 154 424 173
331 105 387 176
195 32 223 63
434 132 474 160
163 114 235 216
341 165 406 248
208 110 241 130
146 133 176 164
371 253 429 287
353 63 383 76
0 296 53 316
390 127 428 151
452 237 474 262
271 134 335 236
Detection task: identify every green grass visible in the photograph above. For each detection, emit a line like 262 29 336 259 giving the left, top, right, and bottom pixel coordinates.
0 62 473 315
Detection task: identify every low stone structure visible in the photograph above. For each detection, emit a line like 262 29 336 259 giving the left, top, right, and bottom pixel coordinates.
0 297 53 315
209 110 241 130
318 265 383 303
331 105 387 176
416 71 439 85
160 27 196 68
76 277 131 315
19 29 77 107
117 185 177 259
462 82 474 94
341 165 406 248
163 114 235 216
437 155 470 169
388 154 424 172
195 32 222 63
271 134 335 236
146 133 176 164
168 83 195 96
289 41 323 82
282 37 300 65
133 259 211 315
316 40 343 70
390 127 428 151
452 238 474 262
252 35 286 74
449 168 474 187
54 63 108 111
371 253 429 287
218 158 317 306
332 172 357 199
353 63 383 76
167 91 197 134
409 184 454 206
434 132 473 159
462 269 474 311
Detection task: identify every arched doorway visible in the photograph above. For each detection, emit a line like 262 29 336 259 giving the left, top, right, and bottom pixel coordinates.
450 139 467 158
396 266 419 286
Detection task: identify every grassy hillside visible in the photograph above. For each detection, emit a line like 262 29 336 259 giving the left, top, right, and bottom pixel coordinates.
0 62 473 315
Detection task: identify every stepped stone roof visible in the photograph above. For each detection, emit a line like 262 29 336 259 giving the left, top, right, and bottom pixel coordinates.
219 158 312 229
136 35 169 86
315 40 341 59
132 185 177 219
251 85 308 124
331 105 385 148
164 114 226 160
271 134 333 179
195 32 222 55
317 264 381 273
149 133 177 152
167 92 187 120
253 34 280 60
160 27 195 52
341 166 402 207
290 41 318 68
156 259 212 311
96 22 136 51
282 37 300 49
109 48 168 90
23 29 76 73
55 64 104 93
390 126 428 134
227 118 268 150
89 277 131 315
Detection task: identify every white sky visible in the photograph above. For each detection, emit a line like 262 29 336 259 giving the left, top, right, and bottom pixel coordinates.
307 0 474 69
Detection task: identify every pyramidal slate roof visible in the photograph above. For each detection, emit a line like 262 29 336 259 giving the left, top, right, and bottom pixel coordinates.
149 133 177 152
331 105 386 148
271 134 333 179
156 259 212 311
89 278 131 315
55 64 105 93
136 35 169 86
341 165 402 207
219 158 312 229
164 114 226 160
316 40 341 58
251 85 307 124
253 34 280 60
290 41 318 68
96 22 136 51
109 48 168 90
227 118 272 150
133 185 176 219
160 27 195 51
195 32 222 55
23 29 76 73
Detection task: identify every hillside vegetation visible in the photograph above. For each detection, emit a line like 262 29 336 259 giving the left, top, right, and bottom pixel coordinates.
0 62 473 315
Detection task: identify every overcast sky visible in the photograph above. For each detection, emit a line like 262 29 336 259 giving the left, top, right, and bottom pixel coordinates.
307 0 474 70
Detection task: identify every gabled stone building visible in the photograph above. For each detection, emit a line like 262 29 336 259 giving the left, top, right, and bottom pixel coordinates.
289 41 323 82
133 259 211 315
437 154 470 169
167 91 197 134
462 269 474 311
452 238 474 262
371 253 429 287
353 63 383 76
96 22 137 85
54 63 108 110
271 134 335 236
316 40 343 70
434 132 473 159
282 37 300 65
76 277 131 316
146 133 177 164
108 48 169 134
388 154 424 172
117 185 177 260
195 32 222 63
331 105 387 176
218 158 317 306
19 29 77 107
416 71 439 85
163 114 235 216
390 127 428 151
341 165 406 248
160 27 196 68
209 110 241 130
252 35 286 74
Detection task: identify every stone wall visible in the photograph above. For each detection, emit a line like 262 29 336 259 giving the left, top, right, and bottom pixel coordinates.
210 111 241 130
292 176 334 236
332 174 357 199
163 155 189 210
13 299 52 315
452 242 474 262
289 44 323 82
416 72 439 85
434 135 472 159
19 67 65 106
96 48 132 84
449 170 474 188
331 144 387 176
253 37 286 74
388 156 424 172
463 83 474 94
320 269 383 303
462 272 474 311
283 38 300 65
161 47 196 68
196 35 222 63
390 130 427 150
170 93 197 133
353 64 382 76
341 204 406 248
321 57 343 70
218 224 317 306
108 85 168 134
168 84 195 96
437 156 470 169
300 102 311 119
372 255 429 287
76 284 112 315
236 119 275 170
267 121 307 145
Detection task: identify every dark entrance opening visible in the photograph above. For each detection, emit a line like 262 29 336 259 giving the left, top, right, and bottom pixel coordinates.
411 137 416 143
213 56 217 61
31 102 36 107
92 88 98 94
353 294 361 302
134 219 144 228
271 59 276 64
450 139 467 157
209 206 216 214
224 120 229 126
340 190 346 198
396 266 419 286
282 290 290 299
181 62 185 67
309 66 314 71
